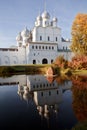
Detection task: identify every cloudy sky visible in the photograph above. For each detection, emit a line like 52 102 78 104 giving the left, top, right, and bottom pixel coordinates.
0 0 87 48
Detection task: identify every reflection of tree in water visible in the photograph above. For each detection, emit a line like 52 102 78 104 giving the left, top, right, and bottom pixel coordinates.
46 75 70 85
71 120 87 130
55 75 70 85
71 75 87 121
46 76 55 83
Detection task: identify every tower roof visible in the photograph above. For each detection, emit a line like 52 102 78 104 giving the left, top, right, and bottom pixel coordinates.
53 17 58 22
21 27 30 37
37 15 42 21
42 11 50 19
16 32 22 41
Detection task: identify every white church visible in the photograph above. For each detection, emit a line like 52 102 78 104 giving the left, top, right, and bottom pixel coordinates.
0 9 72 65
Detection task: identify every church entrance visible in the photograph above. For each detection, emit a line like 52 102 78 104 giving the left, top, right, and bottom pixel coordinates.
42 58 48 64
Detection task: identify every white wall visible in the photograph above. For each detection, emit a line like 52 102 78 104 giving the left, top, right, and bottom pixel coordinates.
32 26 61 43
0 47 26 65
26 43 58 64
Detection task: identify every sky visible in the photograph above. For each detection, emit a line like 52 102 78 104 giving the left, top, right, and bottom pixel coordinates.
0 0 87 48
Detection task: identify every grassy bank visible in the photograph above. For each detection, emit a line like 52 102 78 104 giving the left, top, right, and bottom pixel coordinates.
72 69 87 76
1 64 87 77
0 64 51 76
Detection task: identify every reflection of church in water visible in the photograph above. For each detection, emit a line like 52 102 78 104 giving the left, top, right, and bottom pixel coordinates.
17 75 72 119
0 74 72 126
0 74 71 119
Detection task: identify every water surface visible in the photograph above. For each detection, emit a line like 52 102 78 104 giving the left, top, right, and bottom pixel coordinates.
0 74 81 129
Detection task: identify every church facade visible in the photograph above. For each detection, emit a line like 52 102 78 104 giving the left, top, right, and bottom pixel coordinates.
0 10 72 66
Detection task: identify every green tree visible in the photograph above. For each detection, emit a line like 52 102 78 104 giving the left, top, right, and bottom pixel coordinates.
70 13 87 55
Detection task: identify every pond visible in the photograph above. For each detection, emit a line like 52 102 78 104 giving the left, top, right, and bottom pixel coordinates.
0 74 86 130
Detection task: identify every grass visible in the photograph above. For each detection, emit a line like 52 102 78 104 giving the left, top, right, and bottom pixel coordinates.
0 64 51 77
1 64 87 77
72 69 87 76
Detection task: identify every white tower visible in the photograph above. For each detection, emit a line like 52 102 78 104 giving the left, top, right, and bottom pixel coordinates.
16 32 23 47
36 14 42 26
42 11 50 27
21 27 30 46
52 17 58 27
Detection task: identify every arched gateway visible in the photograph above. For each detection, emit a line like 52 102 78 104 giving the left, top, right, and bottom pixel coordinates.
42 58 48 64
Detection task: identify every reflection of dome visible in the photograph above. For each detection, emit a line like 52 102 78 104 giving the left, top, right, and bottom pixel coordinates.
37 15 42 21
42 11 50 19
17 91 24 97
53 17 58 22
23 93 30 101
16 32 22 41
21 27 29 37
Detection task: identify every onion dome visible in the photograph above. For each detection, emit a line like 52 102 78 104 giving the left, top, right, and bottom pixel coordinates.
21 27 30 37
16 32 22 41
37 15 42 21
42 11 50 19
53 17 58 22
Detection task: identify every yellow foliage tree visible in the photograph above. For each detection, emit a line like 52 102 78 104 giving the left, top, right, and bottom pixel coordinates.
70 13 87 55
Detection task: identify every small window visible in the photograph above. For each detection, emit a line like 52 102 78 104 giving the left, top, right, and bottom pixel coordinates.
49 91 51 96
32 46 34 49
41 92 43 96
52 46 54 50
49 46 51 49
48 36 50 41
40 84 42 88
33 60 36 64
46 46 47 49
51 59 53 63
33 85 35 88
57 90 58 94
42 46 44 49
36 46 38 49
56 37 57 41
43 84 45 87
40 36 42 41
39 46 41 49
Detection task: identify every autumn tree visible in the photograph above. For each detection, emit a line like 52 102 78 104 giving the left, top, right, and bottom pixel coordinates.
70 13 87 55
53 55 68 69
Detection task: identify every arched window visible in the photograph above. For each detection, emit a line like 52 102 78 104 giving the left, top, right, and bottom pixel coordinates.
42 58 48 64
33 60 36 64
13 56 18 64
4 56 10 65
